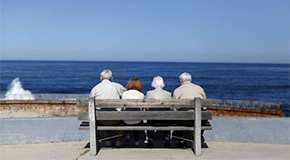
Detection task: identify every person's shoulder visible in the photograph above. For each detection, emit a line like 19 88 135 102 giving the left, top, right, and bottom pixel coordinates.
136 90 145 96
132 90 145 98
122 90 130 95
145 90 154 99
173 85 183 93
192 83 204 90
146 89 155 94
91 82 102 90
112 82 123 87
164 90 171 96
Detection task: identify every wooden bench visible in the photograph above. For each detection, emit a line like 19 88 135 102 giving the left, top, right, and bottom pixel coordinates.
77 98 212 157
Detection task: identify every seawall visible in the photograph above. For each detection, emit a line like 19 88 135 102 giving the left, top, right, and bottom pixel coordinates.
0 100 82 117
1 116 289 145
0 99 285 118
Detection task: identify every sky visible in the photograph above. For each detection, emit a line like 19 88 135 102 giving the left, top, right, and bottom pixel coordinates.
0 0 289 63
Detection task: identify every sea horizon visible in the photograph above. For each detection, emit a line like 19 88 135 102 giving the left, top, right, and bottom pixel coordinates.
1 59 289 65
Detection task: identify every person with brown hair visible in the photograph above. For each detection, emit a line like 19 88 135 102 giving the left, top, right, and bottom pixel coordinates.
121 77 144 146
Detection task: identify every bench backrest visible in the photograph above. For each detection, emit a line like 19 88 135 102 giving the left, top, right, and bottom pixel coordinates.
81 98 212 121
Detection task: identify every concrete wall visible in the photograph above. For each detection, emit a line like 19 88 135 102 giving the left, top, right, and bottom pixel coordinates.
0 117 289 145
0 100 83 117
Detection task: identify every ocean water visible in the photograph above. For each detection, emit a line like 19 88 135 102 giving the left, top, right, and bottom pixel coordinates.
0 60 289 114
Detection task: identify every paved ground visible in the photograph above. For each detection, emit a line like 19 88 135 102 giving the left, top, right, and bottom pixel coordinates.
1 117 290 145
1 141 289 160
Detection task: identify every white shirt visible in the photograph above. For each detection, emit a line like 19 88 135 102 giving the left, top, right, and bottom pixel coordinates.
122 90 144 124
90 79 126 99
146 87 171 99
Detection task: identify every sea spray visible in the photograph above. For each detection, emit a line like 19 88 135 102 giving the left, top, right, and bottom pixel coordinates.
5 78 35 100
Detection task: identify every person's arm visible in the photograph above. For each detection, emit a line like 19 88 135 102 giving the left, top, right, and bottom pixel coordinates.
145 91 152 99
173 89 179 99
89 87 96 98
173 89 179 111
114 83 127 97
201 88 207 99
200 88 207 110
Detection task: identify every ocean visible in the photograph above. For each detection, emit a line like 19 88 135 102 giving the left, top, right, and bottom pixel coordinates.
0 60 289 115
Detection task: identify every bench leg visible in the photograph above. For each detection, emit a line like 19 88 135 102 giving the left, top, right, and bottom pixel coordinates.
90 127 100 155
192 98 202 156
89 98 100 156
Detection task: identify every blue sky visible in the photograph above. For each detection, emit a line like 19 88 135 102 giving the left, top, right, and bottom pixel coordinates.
1 0 289 63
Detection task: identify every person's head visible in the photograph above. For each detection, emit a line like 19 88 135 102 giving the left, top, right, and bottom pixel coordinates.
126 77 142 91
151 76 165 89
179 72 192 85
100 69 113 81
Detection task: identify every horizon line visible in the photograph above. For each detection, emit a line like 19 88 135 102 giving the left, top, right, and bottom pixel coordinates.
0 59 289 65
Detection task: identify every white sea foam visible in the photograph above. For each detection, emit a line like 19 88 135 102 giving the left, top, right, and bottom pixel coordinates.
5 78 35 100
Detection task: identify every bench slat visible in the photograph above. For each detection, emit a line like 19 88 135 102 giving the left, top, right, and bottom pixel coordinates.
96 111 212 120
78 111 212 120
79 124 212 131
98 126 212 131
77 99 213 108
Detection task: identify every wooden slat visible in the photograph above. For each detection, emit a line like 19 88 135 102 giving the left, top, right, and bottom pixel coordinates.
96 111 212 120
78 111 212 121
96 105 193 109
76 100 88 108
79 125 212 131
97 126 212 131
95 99 194 108
77 99 211 108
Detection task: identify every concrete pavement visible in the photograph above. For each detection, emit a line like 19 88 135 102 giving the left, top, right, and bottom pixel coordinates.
1 116 289 145
1 141 289 160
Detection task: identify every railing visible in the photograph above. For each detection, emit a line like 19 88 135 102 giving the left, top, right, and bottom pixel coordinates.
0 94 282 110
208 99 282 111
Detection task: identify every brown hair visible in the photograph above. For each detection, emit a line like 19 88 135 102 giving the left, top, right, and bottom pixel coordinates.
126 77 142 92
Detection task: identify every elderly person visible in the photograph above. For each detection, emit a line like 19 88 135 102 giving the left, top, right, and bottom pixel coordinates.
146 76 172 148
90 69 126 147
173 72 207 148
173 72 206 100
122 78 144 146
90 69 126 99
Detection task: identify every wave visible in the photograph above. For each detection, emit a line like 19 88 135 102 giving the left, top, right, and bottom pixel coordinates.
5 78 35 100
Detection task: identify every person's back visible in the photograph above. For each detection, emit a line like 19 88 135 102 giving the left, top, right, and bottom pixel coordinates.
146 87 171 99
173 81 206 100
90 79 125 99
